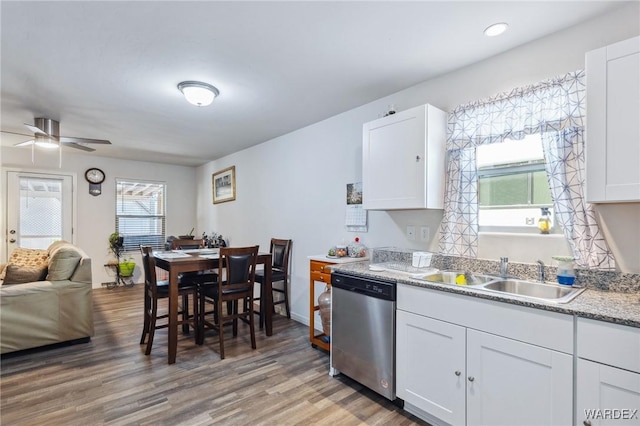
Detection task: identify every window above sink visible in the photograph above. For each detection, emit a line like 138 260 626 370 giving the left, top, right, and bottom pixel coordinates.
477 134 560 235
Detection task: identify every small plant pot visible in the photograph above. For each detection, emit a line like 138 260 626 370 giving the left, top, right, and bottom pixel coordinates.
118 262 136 277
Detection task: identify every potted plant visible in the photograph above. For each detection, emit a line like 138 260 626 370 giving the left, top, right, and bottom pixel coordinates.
118 257 136 277
108 232 136 277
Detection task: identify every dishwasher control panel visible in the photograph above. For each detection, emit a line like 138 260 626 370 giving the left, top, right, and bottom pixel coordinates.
331 272 396 301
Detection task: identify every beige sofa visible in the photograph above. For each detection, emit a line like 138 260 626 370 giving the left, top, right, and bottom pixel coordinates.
0 242 94 354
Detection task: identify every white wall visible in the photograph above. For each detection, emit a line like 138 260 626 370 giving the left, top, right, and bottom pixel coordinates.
196 3 640 327
1 147 197 287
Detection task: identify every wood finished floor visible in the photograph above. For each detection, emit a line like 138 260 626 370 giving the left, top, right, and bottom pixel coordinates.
1 285 428 426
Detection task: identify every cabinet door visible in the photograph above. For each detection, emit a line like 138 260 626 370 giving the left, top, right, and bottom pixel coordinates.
586 36 640 202
466 330 573 426
396 310 466 425
363 105 427 210
577 359 640 426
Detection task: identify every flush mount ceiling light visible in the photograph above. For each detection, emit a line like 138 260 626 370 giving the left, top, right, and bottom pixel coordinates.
177 81 220 107
484 22 509 37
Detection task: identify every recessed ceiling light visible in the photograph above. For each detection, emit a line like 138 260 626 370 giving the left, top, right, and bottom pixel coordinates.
177 81 220 107
484 22 509 37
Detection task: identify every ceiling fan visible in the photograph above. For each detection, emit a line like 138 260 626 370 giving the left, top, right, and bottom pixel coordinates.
2 118 111 152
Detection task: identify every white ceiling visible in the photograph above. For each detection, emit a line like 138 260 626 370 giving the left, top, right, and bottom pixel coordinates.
0 1 627 166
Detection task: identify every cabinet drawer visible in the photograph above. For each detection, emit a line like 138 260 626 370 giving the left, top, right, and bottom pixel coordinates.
311 271 331 284
577 317 640 373
398 284 574 354
310 260 333 274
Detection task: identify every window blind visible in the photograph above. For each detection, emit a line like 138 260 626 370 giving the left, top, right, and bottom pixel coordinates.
115 180 166 251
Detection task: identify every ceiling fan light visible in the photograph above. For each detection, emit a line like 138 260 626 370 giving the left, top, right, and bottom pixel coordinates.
178 81 219 107
34 135 59 149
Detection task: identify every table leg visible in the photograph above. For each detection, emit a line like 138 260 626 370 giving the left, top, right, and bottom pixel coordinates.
265 261 273 336
168 269 179 364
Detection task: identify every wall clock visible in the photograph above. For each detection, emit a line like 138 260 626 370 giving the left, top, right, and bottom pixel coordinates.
85 168 105 196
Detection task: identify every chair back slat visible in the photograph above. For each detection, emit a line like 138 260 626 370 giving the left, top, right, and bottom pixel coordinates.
270 238 292 272
140 245 159 297
219 246 259 296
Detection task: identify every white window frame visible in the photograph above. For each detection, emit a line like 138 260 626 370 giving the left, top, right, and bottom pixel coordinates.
115 179 166 252
477 136 559 234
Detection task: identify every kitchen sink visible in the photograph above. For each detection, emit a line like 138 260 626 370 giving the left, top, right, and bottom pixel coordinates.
411 271 585 304
478 279 585 304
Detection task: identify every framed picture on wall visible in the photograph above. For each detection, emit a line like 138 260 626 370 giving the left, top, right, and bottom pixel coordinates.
212 166 236 204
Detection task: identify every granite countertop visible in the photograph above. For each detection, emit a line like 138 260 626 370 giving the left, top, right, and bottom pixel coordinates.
307 254 369 264
331 261 640 328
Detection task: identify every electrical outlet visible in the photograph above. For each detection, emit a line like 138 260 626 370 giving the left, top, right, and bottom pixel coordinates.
406 226 416 241
420 226 430 241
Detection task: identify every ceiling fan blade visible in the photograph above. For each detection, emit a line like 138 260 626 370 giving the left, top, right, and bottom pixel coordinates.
62 142 96 152
1 129 33 137
14 139 35 147
59 136 111 145
24 123 49 136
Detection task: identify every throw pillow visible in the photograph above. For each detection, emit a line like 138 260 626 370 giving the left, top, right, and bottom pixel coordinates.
0 248 49 280
3 264 48 285
47 244 82 281
47 240 71 256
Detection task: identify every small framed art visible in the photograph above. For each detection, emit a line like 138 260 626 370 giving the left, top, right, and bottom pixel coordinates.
212 166 236 204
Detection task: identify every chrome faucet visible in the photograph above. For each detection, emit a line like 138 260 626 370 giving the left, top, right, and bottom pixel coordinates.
500 257 509 278
536 260 545 282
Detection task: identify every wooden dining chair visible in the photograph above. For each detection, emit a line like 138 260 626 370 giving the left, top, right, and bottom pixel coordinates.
198 245 259 359
254 239 292 328
169 238 218 329
139 246 199 356
170 239 205 250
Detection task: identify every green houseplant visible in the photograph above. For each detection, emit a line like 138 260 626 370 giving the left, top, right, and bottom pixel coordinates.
108 232 136 278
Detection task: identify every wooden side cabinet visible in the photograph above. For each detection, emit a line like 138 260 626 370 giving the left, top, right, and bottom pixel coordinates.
309 259 333 351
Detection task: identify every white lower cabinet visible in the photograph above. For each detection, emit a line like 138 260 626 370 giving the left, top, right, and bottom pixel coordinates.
576 318 640 426
397 310 466 425
396 285 574 426
465 330 573 426
576 359 640 426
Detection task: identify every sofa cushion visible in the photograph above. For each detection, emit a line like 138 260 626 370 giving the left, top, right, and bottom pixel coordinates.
47 240 71 256
3 264 49 285
46 244 82 281
0 248 49 280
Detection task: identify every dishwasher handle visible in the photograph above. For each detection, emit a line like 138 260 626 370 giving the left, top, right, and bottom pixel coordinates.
332 272 396 301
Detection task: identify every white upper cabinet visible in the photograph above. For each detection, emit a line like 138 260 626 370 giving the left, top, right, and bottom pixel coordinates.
586 36 640 203
362 104 446 210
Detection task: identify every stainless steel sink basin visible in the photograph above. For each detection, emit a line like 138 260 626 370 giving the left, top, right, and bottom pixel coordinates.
479 279 585 304
415 272 495 286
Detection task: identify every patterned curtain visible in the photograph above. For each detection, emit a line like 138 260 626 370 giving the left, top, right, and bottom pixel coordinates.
542 128 615 269
439 148 478 258
439 70 616 269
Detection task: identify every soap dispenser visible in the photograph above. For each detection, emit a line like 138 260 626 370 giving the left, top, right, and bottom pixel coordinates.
538 207 551 234
553 255 576 286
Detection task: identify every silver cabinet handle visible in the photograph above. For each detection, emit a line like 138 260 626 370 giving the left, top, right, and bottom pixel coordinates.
455 371 461 376
468 376 475 382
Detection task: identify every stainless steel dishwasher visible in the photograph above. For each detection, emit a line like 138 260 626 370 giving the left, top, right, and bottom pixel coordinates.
330 272 397 401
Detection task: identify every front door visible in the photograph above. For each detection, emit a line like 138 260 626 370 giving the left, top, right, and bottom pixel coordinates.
6 171 74 256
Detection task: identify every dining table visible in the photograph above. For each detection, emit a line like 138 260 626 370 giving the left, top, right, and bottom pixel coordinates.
153 248 273 364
